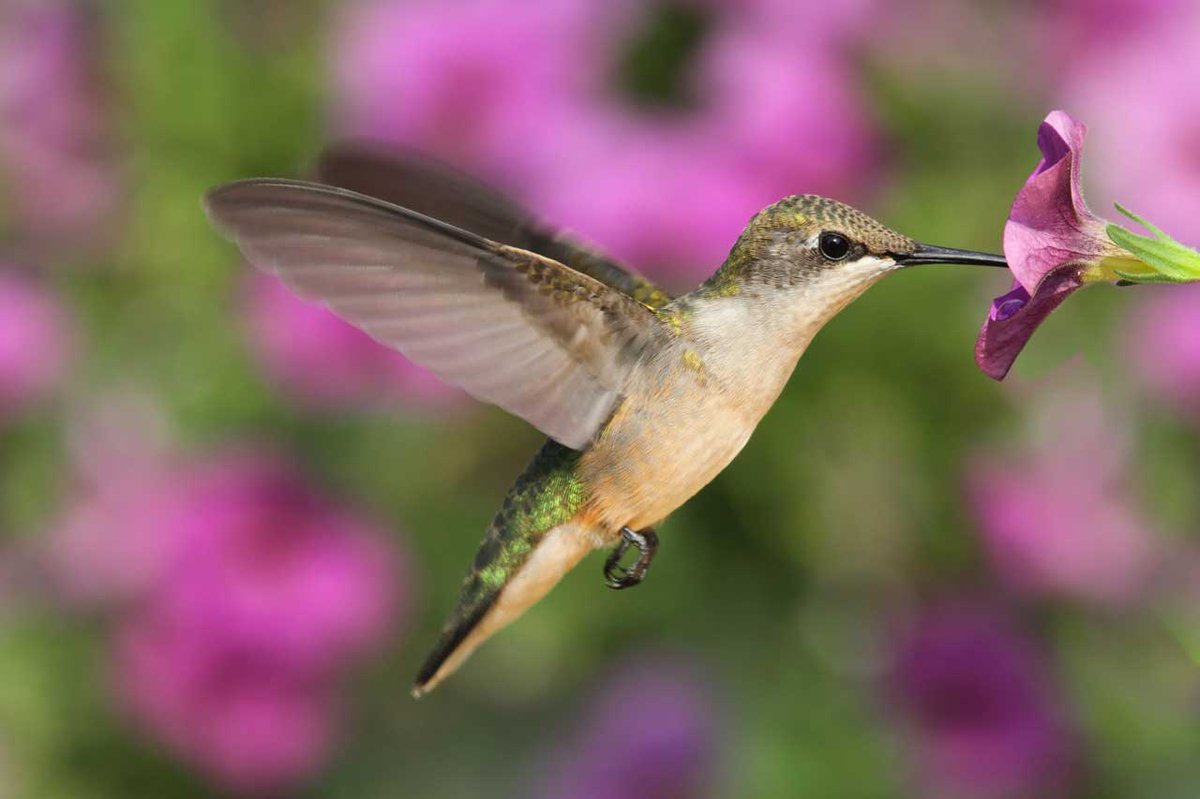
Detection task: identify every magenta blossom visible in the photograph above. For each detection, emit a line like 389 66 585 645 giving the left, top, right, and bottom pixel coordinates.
144 454 402 670
1127 285 1200 421
967 376 1159 607
535 655 721 799
244 272 463 411
115 610 338 794
975 112 1135 380
51 443 404 792
0 2 116 244
47 394 182 605
1036 0 1186 70
887 602 1076 799
332 0 881 284
1062 14 1200 248
1001 112 1126 293
970 463 1158 607
0 270 73 423
48 461 178 605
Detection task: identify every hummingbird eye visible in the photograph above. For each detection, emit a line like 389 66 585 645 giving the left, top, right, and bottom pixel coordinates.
818 232 852 261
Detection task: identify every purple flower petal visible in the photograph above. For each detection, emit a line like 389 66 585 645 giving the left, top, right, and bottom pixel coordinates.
977 110 1133 380
1004 111 1116 292
988 284 1030 322
975 266 1084 381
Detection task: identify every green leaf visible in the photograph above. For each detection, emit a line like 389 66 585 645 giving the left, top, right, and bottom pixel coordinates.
1106 225 1196 280
1113 202 1174 239
1113 268 1190 284
1106 203 1200 282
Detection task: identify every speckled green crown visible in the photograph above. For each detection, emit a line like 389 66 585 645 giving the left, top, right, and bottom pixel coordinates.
698 195 917 295
748 195 916 255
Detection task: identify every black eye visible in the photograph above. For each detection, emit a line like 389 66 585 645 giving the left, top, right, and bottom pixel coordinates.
819 232 851 261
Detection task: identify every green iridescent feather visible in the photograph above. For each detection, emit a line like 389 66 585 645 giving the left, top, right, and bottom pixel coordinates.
414 440 585 687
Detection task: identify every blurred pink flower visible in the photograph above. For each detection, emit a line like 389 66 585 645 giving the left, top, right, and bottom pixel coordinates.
969 465 1157 607
332 0 880 284
244 273 463 411
48 466 177 605
1062 17 1200 249
333 0 592 183
0 270 72 422
887 602 1076 799
535 654 720 799
146 454 401 669
47 394 180 604
1037 0 1185 67
51 442 404 792
1127 285 1200 422
0 2 116 244
967 377 1159 607
115 612 337 795
535 136 769 281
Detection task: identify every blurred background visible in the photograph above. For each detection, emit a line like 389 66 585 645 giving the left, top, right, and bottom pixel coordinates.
2 0 1200 796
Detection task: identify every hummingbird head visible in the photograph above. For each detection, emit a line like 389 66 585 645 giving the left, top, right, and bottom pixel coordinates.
702 195 1006 303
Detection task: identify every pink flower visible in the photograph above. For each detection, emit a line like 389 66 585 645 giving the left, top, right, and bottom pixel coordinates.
1036 0 1186 68
332 0 591 184
115 613 337 794
244 273 462 411
1062 17 1200 249
0 2 116 244
976 111 1140 380
47 395 180 605
331 0 881 284
887 602 1076 799
149 454 401 670
967 375 1159 607
51 441 404 792
535 654 721 799
533 136 770 283
1001 113 1120 293
1127 285 1200 422
48 467 178 605
0 270 73 422
969 466 1157 607
526 17 880 283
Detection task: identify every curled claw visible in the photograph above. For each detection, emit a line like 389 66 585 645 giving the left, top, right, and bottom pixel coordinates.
603 526 658 590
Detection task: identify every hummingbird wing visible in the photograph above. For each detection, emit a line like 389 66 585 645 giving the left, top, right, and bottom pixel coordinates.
205 179 665 449
314 144 673 309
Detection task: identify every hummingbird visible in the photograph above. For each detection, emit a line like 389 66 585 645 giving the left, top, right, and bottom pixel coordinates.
205 145 1006 697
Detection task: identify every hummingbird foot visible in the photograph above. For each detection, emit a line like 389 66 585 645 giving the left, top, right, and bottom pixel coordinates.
603 526 658 590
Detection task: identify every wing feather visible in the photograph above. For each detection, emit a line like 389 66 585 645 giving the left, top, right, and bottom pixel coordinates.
205 179 663 449
315 144 674 309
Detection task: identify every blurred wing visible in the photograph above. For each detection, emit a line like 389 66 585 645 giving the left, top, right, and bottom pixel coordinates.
205 179 664 449
315 144 673 309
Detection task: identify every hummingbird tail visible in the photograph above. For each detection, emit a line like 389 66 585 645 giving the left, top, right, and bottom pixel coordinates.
412 441 604 697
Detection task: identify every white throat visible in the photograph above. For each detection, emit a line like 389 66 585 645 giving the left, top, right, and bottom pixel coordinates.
684 255 896 407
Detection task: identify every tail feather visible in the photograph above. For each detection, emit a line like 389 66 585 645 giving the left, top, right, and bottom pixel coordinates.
412 440 597 697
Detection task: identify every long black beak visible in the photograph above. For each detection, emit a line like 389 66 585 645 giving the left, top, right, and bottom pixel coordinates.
894 243 1008 268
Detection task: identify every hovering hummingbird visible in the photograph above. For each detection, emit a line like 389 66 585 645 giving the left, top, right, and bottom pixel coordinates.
205 146 1006 697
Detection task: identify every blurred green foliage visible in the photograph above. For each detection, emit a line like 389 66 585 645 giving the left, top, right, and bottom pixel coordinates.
2 2 1200 798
